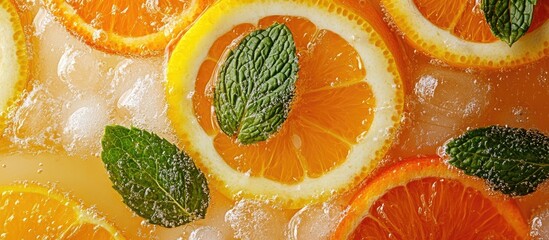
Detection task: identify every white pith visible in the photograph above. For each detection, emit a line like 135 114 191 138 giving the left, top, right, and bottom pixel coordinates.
384 0 549 66
167 0 402 207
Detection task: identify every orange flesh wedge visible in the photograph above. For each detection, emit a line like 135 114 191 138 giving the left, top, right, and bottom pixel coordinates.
65 0 186 38
45 0 212 56
382 0 549 68
413 0 549 43
0 184 124 239
192 16 375 184
351 178 523 239
333 157 529 239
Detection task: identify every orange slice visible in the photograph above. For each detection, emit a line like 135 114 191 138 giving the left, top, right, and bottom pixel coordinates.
0 0 28 133
333 156 530 239
166 0 404 208
382 0 549 68
44 0 213 56
0 184 125 239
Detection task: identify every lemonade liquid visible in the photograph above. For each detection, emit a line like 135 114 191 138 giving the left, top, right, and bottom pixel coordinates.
0 0 547 239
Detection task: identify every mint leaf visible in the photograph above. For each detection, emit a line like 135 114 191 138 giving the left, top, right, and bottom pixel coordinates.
482 0 537 46
214 23 298 144
445 126 549 196
101 125 209 227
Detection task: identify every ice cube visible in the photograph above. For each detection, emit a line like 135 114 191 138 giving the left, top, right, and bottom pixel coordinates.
225 200 288 240
109 58 175 141
191 190 235 238
60 93 111 156
413 67 490 119
394 65 491 156
38 17 85 81
4 83 62 151
286 200 345 240
157 190 234 240
108 58 164 100
116 73 168 132
414 75 438 102
38 17 120 97
56 46 108 93
188 226 224 240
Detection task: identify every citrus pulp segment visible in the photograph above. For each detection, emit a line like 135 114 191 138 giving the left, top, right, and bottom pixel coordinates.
0 0 28 134
382 0 549 68
44 0 213 56
0 184 125 239
167 0 404 208
332 157 530 239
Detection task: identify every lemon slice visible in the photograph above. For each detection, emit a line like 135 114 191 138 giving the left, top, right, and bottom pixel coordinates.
0 0 28 131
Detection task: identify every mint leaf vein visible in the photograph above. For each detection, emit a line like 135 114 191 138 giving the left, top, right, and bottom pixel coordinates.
482 0 537 46
445 125 549 196
214 23 298 144
101 125 209 228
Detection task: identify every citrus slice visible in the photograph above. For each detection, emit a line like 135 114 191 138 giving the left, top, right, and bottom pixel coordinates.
0 184 125 239
166 0 404 208
44 0 213 56
0 0 28 133
382 0 549 68
332 156 530 239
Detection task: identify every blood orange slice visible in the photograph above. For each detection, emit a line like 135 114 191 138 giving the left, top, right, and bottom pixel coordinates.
333 157 529 239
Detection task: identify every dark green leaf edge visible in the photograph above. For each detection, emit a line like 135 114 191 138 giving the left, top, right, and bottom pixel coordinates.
101 125 209 228
213 23 299 145
445 125 549 196
481 0 538 46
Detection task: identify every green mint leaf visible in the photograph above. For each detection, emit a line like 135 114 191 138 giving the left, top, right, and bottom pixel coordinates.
445 125 549 196
482 0 537 46
101 125 209 228
214 23 298 144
